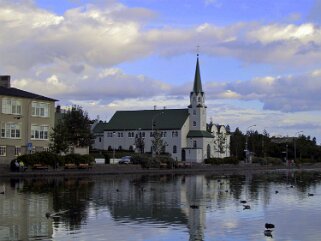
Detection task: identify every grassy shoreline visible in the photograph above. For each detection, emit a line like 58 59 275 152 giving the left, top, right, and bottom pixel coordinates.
2 163 321 178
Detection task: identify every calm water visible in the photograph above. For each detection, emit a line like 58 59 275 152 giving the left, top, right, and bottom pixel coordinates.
1 170 321 241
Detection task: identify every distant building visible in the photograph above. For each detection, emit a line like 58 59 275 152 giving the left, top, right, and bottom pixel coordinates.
91 119 109 150
0 75 57 164
100 56 230 162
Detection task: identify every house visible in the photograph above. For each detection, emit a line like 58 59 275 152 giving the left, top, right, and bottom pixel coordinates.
91 119 109 150
101 56 230 162
0 75 57 164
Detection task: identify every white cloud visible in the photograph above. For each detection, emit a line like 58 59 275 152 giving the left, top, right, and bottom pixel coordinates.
1 1 321 142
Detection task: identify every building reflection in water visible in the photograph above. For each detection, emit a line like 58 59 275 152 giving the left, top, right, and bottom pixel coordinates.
0 170 320 241
0 179 53 240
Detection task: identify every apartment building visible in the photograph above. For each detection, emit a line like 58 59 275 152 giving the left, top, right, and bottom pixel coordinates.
0 75 57 164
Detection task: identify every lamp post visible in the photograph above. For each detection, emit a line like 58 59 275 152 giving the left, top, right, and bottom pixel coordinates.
112 131 116 164
245 124 256 163
294 130 303 163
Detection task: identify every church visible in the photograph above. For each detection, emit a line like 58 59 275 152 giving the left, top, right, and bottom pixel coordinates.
101 55 230 162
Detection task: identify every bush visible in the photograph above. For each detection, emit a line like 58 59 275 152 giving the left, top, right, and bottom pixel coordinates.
17 152 63 168
63 153 94 165
204 157 239 165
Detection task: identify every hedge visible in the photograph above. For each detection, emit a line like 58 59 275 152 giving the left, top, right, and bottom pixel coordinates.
204 157 239 165
17 152 95 168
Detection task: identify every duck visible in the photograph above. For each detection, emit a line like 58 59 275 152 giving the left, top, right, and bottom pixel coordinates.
240 200 247 204
308 193 314 196
190 205 199 209
265 223 275 230
275 190 279 194
45 210 69 218
243 205 251 210
264 229 273 237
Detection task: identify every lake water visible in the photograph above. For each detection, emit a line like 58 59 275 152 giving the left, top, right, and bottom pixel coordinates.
1 170 321 241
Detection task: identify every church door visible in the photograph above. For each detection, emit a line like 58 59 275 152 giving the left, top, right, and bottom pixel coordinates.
181 149 186 162
207 144 211 159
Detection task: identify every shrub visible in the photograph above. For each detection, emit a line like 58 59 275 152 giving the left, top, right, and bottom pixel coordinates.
63 153 93 165
17 152 62 168
204 157 239 165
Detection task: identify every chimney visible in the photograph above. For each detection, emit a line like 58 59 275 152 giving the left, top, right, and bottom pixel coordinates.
56 105 61 113
0 75 10 88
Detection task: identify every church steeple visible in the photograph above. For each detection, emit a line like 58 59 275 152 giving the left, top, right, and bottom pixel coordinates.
193 55 203 94
188 54 207 131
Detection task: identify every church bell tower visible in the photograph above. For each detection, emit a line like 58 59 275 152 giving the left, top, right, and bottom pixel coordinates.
188 55 207 131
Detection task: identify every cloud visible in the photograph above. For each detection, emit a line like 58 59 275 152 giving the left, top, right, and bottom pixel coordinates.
0 1 155 70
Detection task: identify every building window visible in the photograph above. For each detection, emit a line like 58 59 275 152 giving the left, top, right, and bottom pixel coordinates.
107 132 115 137
99 137 102 142
14 147 21 156
150 132 153 137
193 141 197 148
117 132 123 137
198 97 201 102
173 145 177 154
193 121 196 127
1 122 21 139
32 102 49 117
0 146 6 156
172 131 178 137
193 110 196 115
31 125 49 140
2 98 22 115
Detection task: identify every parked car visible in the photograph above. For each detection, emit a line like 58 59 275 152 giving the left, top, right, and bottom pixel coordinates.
119 156 132 164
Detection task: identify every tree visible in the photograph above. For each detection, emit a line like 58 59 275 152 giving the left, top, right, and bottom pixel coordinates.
134 133 145 154
151 130 167 156
50 105 92 154
214 132 227 154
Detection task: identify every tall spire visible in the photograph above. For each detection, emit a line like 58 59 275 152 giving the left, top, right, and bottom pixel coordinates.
193 54 203 93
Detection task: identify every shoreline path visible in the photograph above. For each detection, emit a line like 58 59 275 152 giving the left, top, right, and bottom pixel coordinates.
1 163 321 178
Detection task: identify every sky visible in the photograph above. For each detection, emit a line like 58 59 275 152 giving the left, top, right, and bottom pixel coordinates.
1 0 321 143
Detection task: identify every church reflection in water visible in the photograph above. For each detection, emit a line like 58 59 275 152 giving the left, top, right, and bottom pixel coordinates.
0 170 319 240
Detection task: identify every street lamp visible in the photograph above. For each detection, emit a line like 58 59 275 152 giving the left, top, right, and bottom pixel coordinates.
112 131 116 164
245 125 256 163
294 130 303 163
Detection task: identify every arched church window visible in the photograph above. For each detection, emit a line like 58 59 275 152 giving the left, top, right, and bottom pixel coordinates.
198 97 201 102
173 145 177 153
193 121 196 127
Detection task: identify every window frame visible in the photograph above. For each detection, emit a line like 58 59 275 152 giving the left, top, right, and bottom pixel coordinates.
31 101 49 118
31 125 49 140
0 146 6 156
1 98 22 115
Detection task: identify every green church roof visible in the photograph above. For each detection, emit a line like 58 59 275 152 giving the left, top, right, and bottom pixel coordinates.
93 121 109 134
105 109 189 131
193 56 203 93
187 130 214 138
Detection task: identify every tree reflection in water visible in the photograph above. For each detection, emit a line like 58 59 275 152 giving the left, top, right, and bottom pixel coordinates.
1 170 321 241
